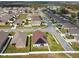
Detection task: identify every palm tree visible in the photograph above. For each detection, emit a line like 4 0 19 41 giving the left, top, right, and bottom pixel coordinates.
5 22 9 25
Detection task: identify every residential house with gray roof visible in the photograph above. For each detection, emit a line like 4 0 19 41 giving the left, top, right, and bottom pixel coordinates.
11 31 27 48
0 31 9 52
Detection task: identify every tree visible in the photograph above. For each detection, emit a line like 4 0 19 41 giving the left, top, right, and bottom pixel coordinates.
5 22 9 25
51 10 56 14
22 21 25 23
71 13 76 18
9 18 14 21
25 19 28 25
77 12 79 19
60 8 69 14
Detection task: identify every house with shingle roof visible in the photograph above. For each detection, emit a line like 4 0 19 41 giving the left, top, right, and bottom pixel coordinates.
0 14 12 25
11 31 27 48
32 30 48 47
0 31 9 52
31 15 42 26
14 19 23 25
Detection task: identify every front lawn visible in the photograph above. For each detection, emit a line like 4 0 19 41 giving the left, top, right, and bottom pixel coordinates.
0 25 11 28
46 32 64 51
59 28 68 33
31 46 48 51
71 42 79 51
5 45 29 53
55 23 62 28
32 25 47 28
65 34 74 39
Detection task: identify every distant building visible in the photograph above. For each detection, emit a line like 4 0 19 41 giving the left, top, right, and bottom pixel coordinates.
0 14 12 25
11 31 27 48
32 30 48 47
14 19 23 26
48 5 61 10
0 31 9 52
31 15 42 26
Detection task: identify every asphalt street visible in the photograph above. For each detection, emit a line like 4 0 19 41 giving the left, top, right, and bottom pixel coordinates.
45 9 79 42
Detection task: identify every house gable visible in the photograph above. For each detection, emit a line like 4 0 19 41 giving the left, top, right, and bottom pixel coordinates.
35 38 47 44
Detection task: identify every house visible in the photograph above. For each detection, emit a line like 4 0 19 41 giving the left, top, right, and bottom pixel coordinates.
31 15 42 26
0 14 12 25
14 19 23 26
32 30 48 47
0 31 9 52
48 5 61 10
11 31 27 48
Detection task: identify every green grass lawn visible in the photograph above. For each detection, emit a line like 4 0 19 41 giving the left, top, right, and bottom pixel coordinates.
9 32 15 36
71 42 79 51
16 13 27 20
65 34 74 39
0 56 19 58
46 32 64 51
24 32 32 35
59 28 68 33
31 46 48 51
32 25 47 28
55 23 62 28
0 25 11 28
5 45 29 53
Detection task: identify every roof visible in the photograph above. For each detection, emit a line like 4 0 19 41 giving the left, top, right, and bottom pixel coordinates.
32 15 42 21
14 19 23 25
32 30 47 44
11 31 27 48
0 14 12 22
0 31 9 50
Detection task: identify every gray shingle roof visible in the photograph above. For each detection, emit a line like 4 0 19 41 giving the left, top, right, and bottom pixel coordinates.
0 31 9 50
14 19 22 25
0 14 12 22
32 16 42 21
11 31 27 48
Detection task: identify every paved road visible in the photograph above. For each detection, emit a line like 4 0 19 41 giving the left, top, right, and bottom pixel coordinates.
43 25 74 51
45 9 79 41
42 9 74 51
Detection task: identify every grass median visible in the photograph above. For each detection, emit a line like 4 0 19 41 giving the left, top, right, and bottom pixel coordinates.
46 32 64 51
